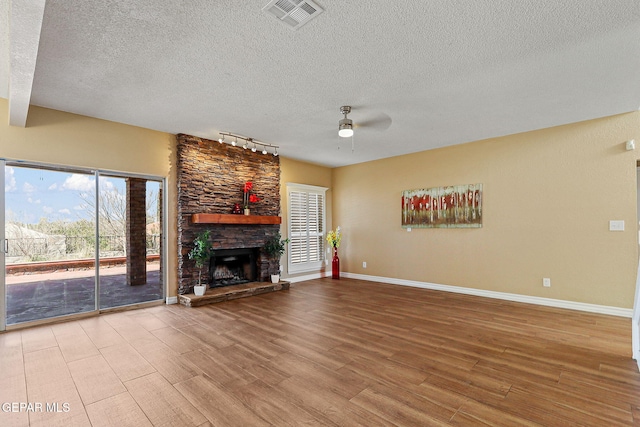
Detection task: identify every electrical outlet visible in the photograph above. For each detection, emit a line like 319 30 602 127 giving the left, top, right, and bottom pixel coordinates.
609 220 625 231
543 278 551 287
362 261 367 268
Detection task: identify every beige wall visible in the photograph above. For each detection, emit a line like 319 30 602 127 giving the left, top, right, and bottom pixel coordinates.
332 112 640 308
279 157 333 279
0 99 179 297
2 99 638 308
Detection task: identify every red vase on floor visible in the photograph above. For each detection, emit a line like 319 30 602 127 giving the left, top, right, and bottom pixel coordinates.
331 247 340 279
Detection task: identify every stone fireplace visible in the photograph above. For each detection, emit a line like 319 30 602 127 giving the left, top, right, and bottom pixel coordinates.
176 133 281 295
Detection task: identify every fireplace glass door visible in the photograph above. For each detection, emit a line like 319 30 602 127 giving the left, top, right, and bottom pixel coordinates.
210 248 257 287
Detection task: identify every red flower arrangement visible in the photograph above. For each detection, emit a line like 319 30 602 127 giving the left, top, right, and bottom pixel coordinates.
243 181 260 208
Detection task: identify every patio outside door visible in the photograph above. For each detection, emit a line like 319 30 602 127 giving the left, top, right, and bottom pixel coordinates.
98 175 163 309
3 164 98 325
1 162 164 329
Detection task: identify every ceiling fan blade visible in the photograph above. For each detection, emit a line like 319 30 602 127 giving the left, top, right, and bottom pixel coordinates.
356 112 392 131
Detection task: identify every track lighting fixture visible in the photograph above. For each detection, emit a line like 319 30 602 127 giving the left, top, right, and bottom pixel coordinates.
218 132 279 157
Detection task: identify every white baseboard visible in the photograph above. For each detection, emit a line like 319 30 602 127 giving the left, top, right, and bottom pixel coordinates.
342 272 633 318
286 272 329 283
165 296 178 305
633 318 640 368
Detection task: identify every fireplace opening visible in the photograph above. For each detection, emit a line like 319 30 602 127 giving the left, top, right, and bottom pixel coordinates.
209 248 258 288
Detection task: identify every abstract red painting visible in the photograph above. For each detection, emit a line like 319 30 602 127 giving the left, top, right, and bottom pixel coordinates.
402 184 483 228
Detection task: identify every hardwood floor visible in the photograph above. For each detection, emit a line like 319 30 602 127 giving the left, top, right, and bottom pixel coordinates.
0 277 638 426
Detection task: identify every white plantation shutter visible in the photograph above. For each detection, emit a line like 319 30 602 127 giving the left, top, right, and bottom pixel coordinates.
287 184 327 272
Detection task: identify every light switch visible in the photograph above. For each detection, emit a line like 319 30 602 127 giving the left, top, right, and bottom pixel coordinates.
609 220 625 231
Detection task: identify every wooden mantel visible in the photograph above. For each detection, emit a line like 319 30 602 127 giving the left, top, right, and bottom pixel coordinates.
191 213 281 225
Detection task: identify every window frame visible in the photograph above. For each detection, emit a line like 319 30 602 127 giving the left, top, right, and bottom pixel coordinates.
286 183 328 274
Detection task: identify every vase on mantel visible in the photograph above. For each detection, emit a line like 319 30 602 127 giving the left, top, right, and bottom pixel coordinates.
244 208 250 216
331 247 340 279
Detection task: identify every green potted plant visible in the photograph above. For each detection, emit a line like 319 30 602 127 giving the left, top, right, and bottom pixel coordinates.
188 230 211 295
263 232 290 283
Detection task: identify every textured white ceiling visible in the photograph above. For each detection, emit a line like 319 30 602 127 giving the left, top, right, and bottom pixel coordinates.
0 0 9 100
3 0 640 167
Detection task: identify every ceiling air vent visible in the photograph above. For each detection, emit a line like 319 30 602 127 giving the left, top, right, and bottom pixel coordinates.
262 0 324 30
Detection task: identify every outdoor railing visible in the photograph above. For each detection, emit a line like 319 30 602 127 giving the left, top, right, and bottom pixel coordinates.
6 254 161 275
5 234 161 261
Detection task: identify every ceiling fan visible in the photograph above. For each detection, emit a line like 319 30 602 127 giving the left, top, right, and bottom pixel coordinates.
337 105 392 152
338 105 392 138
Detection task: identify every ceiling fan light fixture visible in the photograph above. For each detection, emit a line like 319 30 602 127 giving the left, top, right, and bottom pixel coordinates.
339 119 353 138
338 106 353 137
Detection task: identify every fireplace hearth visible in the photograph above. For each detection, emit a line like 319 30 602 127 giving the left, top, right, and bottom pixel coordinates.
209 248 258 288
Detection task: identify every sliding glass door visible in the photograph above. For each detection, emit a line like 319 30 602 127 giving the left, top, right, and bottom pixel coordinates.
1 162 164 328
98 175 163 309
4 165 97 325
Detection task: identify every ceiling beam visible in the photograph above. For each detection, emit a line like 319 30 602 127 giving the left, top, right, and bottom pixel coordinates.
8 0 46 127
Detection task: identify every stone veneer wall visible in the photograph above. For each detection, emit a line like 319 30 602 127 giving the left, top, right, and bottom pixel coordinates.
176 133 281 294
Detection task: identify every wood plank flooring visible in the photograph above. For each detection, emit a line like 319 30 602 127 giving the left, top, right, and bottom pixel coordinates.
0 277 638 426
